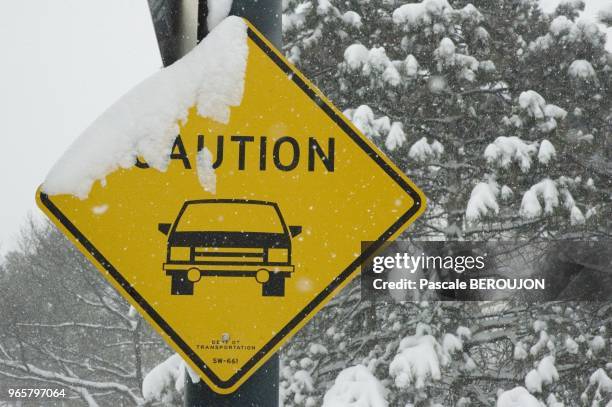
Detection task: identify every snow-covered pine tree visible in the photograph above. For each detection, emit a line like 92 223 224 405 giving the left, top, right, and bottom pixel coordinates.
281 1 611 406
283 0 611 240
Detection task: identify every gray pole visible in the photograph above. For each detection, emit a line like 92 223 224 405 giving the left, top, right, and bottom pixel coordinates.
146 1 281 405
148 0 281 65
228 0 282 49
184 355 279 406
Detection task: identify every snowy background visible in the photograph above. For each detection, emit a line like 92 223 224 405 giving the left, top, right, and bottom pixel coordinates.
0 1 161 253
1 0 612 406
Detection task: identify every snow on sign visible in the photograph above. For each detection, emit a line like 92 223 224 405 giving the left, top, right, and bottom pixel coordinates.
35 18 425 394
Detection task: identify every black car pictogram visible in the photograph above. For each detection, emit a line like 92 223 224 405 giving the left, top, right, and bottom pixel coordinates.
158 199 301 297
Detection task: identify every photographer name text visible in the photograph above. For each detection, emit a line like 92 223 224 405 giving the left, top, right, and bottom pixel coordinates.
372 278 546 291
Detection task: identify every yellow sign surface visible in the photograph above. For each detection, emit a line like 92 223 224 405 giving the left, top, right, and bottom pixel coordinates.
36 23 425 393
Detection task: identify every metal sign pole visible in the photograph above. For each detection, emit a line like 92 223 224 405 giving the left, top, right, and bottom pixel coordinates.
228 0 282 50
184 355 279 406
147 0 281 65
146 0 281 405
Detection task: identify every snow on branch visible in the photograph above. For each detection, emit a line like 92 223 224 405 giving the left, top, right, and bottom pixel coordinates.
389 326 460 390
142 353 200 404
322 365 388 407
385 122 406 151
537 140 556 164
520 179 559 218
392 0 452 28
484 136 537 173
142 354 183 403
408 137 444 161
518 90 546 119
433 37 481 81
529 18 606 56
496 386 542 407
465 181 499 222
341 42 424 90
341 11 362 28
344 105 405 147
342 45 401 86
568 59 597 82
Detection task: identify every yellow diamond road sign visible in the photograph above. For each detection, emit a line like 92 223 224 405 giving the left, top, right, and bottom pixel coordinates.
36 22 425 393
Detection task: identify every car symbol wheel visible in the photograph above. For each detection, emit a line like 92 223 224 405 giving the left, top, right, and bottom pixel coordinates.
255 269 270 284
187 268 201 283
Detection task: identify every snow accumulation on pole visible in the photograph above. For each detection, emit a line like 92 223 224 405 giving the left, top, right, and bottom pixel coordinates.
207 0 234 31
42 16 248 199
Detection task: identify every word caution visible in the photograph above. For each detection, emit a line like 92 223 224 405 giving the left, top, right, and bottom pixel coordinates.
137 134 335 172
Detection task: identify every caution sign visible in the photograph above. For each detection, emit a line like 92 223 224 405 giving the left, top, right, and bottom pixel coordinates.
36 22 425 393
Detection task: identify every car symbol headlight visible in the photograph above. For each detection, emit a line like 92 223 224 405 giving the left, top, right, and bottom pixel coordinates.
268 248 289 263
170 247 191 261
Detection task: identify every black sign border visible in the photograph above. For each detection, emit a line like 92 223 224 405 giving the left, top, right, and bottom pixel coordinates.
38 26 423 391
